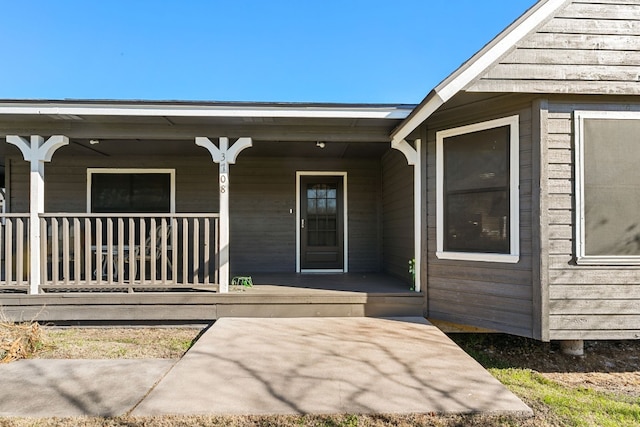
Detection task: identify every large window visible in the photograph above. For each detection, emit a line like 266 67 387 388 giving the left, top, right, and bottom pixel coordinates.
575 111 640 264
87 169 175 213
436 116 520 263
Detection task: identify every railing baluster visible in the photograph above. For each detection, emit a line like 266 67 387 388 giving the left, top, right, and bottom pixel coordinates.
73 218 81 285
40 218 47 284
95 218 102 285
128 218 135 285
107 218 114 283
215 217 220 286
84 218 91 284
51 218 59 286
171 217 177 283
5 219 12 285
182 218 189 284
16 219 23 286
117 217 125 285
139 218 146 285
150 218 157 283
161 219 168 283
204 217 210 284
193 218 200 285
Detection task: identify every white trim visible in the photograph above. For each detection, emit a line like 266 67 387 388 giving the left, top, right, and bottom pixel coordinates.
296 171 348 273
574 110 640 265
391 0 567 143
301 269 345 274
436 115 520 263
86 168 176 213
0 103 410 120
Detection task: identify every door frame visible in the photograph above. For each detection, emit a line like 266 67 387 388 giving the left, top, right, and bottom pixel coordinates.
296 171 348 273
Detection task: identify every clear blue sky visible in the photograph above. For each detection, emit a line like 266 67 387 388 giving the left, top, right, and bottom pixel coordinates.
1 0 537 104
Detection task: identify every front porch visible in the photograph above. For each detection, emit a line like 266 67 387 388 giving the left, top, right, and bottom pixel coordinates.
0 273 424 323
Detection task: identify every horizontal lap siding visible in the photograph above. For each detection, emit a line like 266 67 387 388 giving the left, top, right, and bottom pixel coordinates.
547 100 640 340
425 104 534 338
470 0 640 95
231 157 382 274
382 150 414 283
8 154 218 213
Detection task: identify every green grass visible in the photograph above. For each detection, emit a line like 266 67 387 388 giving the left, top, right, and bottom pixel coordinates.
492 368 640 426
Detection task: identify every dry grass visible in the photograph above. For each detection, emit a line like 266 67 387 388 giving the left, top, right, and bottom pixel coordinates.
0 317 42 363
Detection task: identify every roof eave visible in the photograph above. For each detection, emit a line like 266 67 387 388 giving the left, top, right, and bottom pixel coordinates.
391 0 568 143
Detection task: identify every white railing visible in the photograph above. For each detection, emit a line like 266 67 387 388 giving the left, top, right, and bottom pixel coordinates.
38 213 219 291
0 214 30 290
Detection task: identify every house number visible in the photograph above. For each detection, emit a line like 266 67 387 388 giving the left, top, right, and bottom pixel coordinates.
220 173 227 193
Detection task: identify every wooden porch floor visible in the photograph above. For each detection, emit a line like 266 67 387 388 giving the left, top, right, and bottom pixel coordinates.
239 273 414 294
1 273 424 324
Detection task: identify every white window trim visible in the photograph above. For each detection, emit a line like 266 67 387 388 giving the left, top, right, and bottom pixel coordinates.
436 115 520 263
86 168 176 213
575 110 640 265
296 171 348 273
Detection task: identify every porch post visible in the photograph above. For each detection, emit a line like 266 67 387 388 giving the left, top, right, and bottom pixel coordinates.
391 138 421 293
195 136 252 293
6 135 69 294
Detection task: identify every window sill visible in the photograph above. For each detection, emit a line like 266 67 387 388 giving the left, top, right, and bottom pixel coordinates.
576 256 640 266
436 251 520 264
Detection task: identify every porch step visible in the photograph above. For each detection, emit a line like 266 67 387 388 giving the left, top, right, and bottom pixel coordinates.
0 291 424 324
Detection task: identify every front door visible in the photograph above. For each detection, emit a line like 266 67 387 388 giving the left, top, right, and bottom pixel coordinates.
299 175 344 271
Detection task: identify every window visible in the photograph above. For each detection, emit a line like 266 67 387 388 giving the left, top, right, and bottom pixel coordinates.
436 116 520 263
87 169 175 213
575 111 640 264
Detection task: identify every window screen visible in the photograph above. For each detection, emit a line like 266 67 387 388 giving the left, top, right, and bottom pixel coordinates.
443 126 510 253
91 173 171 213
583 118 640 257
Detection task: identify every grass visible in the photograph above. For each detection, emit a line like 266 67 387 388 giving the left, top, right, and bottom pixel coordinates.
1 326 639 426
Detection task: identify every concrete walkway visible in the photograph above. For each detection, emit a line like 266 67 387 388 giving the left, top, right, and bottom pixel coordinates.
0 317 532 418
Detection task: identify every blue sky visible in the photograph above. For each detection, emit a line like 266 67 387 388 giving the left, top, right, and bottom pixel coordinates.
1 0 536 104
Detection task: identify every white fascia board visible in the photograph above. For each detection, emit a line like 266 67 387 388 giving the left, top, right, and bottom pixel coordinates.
391 0 567 143
0 103 411 120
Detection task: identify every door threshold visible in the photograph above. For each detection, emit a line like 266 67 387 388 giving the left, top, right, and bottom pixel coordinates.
300 269 345 274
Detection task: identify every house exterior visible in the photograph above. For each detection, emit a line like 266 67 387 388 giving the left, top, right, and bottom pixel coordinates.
1 0 639 344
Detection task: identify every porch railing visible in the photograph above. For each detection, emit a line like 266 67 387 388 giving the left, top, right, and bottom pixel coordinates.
0 214 30 290
20 213 219 292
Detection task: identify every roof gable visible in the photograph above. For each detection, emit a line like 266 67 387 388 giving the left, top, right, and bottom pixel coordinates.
468 0 640 94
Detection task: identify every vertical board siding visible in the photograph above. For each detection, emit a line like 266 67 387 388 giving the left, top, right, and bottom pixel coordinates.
381 150 414 283
425 103 535 337
546 100 640 340
469 0 640 95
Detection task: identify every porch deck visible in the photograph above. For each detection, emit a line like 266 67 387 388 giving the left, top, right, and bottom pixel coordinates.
0 273 424 324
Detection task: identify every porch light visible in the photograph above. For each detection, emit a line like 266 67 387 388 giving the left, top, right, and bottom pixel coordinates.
316 141 325 149
90 139 100 145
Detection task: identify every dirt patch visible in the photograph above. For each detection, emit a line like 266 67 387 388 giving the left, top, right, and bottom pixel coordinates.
451 334 640 397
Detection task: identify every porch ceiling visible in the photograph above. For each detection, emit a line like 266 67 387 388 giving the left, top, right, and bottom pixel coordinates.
42 138 392 158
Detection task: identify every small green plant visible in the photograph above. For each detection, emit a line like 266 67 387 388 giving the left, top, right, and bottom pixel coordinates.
231 276 253 287
408 258 416 291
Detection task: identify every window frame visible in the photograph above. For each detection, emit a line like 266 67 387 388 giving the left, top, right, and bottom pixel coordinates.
575 110 640 265
86 168 176 213
436 115 520 263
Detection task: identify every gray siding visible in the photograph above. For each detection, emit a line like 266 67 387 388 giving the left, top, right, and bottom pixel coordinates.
469 0 640 95
381 150 414 283
231 157 383 274
546 99 640 340
424 100 535 338
8 149 385 275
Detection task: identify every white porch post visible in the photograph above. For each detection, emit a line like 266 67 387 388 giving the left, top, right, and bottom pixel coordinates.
391 138 421 293
195 136 252 293
6 135 69 294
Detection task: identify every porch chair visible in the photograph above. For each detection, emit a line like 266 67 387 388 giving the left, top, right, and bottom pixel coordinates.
127 223 173 282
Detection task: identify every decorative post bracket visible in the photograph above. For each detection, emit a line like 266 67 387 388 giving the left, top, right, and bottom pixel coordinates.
6 135 69 294
195 137 252 293
391 138 421 293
